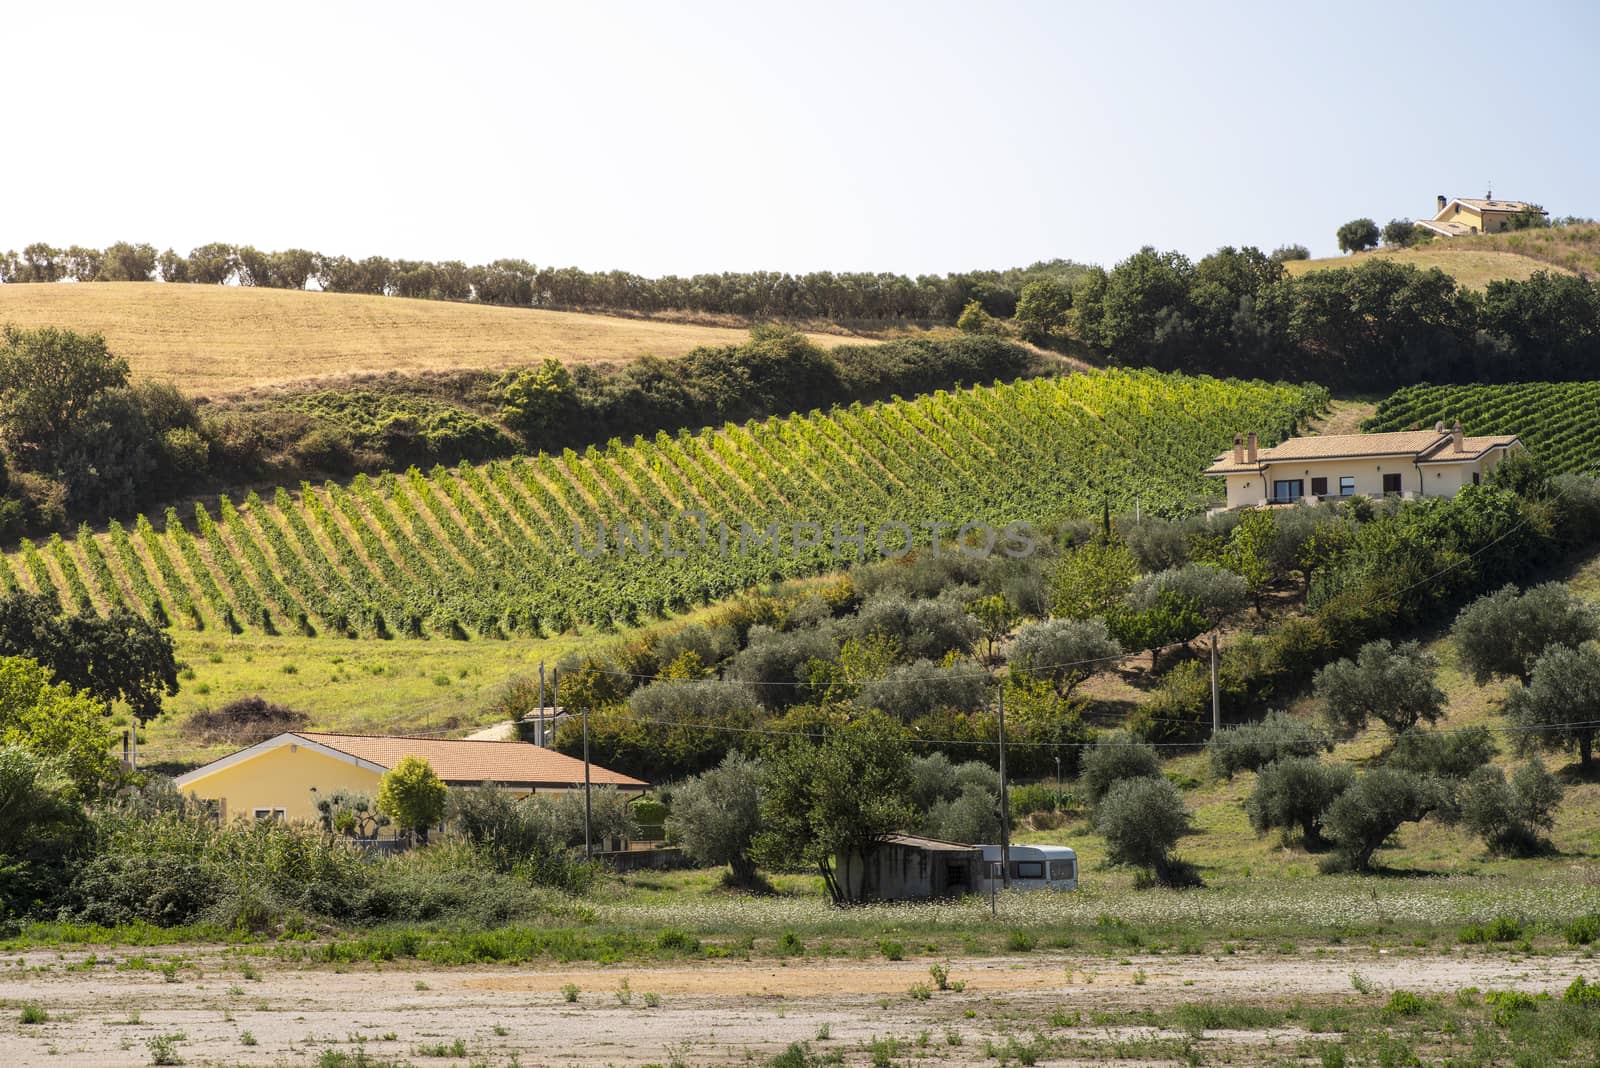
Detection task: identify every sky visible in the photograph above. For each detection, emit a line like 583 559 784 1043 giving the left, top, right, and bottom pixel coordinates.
5 0 1599 276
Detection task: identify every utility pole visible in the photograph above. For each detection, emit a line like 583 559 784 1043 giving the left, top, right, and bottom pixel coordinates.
537 661 547 747
1210 631 1221 739
998 687 1011 891
574 668 593 859
1054 754 1062 810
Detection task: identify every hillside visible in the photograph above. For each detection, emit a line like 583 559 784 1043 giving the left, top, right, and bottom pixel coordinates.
1283 245 1565 289
1285 222 1600 288
0 282 866 394
1366 381 1600 474
6 370 1325 640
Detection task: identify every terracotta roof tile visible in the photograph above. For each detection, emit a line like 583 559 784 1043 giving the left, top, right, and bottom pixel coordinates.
1206 431 1518 474
293 732 647 788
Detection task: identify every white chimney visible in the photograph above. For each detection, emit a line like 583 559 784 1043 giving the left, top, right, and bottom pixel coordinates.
1434 420 1446 434
1246 432 1259 463
1452 420 1464 453
1232 433 1244 464
1437 194 1447 213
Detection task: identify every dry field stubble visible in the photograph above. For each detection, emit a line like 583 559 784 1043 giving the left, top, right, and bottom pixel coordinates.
0 282 868 393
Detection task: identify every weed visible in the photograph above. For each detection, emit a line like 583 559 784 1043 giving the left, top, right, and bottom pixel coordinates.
945 1028 963 1046
643 991 661 1008
615 977 633 1005
561 982 579 1003
493 1025 509 1036
19 1001 48 1024
929 962 949 990
1382 990 1426 1019
240 1030 258 1046
147 1033 185 1066
415 1038 467 1057
1350 970 1374 994
1460 915 1524 944
878 939 904 961
414 980 430 991
1565 914 1600 946
815 1022 830 1041
1316 1043 1347 1068
908 981 932 1001
1133 968 1148 986
777 930 805 956
1005 930 1037 952
1484 989 1539 1026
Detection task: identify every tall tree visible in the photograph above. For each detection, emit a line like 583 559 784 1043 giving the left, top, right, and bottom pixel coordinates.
0 325 130 467
0 593 179 723
1504 643 1600 768
1335 218 1380 254
754 712 913 904
1314 639 1445 738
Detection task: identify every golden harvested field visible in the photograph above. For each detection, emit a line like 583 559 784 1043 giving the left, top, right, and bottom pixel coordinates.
1284 245 1568 289
0 282 867 395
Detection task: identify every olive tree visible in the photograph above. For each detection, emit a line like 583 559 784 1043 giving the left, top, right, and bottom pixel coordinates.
1459 760 1564 857
1078 734 1161 806
1209 711 1332 779
1007 617 1121 695
1453 582 1597 685
1314 639 1445 738
1504 643 1600 768
1320 767 1441 872
1096 776 1199 887
668 752 764 888
1245 757 1353 848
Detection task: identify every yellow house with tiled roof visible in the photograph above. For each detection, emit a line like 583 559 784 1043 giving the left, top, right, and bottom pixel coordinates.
1418 194 1545 238
1206 424 1520 511
173 731 648 829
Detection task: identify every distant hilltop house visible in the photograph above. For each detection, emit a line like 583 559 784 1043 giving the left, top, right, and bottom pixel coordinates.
173 731 647 831
1205 424 1521 511
1417 194 1546 238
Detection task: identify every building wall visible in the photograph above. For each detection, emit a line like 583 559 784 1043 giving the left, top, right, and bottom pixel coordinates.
179 743 385 826
1222 451 1506 508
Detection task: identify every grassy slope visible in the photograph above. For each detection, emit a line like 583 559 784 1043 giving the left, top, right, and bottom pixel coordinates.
0 283 867 394
1284 245 1566 289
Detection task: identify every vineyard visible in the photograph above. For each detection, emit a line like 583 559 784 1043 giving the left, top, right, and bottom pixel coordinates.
4 371 1325 639
1365 381 1600 475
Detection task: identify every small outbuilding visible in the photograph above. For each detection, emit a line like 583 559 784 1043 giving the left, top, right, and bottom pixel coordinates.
833 834 985 903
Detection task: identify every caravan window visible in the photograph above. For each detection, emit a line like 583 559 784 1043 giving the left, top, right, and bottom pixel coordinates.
1011 861 1044 880
1048 859 1076 882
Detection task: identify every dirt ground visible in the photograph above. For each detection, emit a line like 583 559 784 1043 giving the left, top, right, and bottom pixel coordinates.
2 946 1593 1066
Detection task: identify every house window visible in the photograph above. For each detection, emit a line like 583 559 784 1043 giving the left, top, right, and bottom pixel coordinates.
1339 476 1355 496
1310 477 1328 496
1472 472 1481 485
1048 859 1076 882
1382 473 1402 494
253 808 286 822
1011 861 1045 880
1272 479 1303 504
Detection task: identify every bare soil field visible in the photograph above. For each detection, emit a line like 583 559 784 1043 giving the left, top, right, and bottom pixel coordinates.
0 283 867 394
3 946 1591 1066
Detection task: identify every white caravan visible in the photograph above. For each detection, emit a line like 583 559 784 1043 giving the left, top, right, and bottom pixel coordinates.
977 844 1078 892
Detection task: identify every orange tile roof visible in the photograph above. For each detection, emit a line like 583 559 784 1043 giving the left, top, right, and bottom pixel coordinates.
1206 431 1518 474
1450 198 1542 214
293 732 647 788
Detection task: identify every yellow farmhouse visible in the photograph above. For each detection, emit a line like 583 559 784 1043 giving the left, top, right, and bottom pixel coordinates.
173 731 648 828
1417 194 1545 238
1206 423 1520 512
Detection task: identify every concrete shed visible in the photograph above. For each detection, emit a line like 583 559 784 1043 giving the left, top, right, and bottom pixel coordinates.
835 834 984 903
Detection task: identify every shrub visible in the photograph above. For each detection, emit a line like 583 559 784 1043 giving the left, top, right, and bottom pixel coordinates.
1245 757 1353 847
1095 776 1199 888
1209 711 1332 779
180 695 309 746
1459 760 1564 856
1565 914 1600 946
1078 735 1161 806
1336 218 1380 254
1007 781 1061 820
376 756 448 844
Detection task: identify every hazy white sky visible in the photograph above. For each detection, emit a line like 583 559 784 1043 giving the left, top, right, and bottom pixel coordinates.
6 0 1597 275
